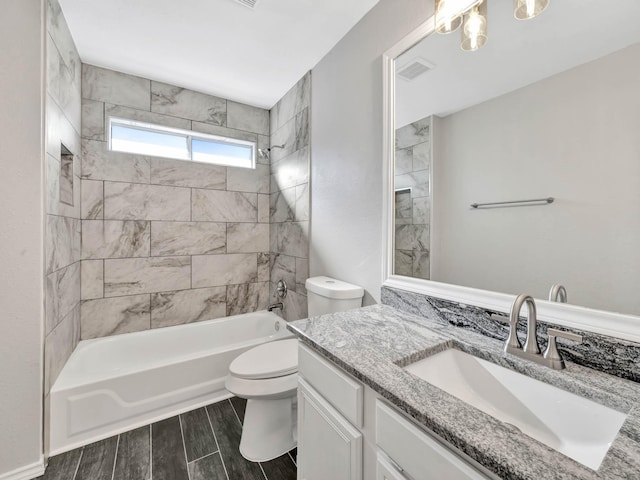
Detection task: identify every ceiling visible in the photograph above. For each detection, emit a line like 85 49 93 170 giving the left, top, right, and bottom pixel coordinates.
59 0 380 109
396 0 640 127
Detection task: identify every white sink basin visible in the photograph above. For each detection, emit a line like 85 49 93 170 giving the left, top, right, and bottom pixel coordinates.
404 348 627 470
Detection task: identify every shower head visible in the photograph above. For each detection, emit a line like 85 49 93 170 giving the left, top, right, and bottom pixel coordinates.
258 148 270 160
257 144 286 161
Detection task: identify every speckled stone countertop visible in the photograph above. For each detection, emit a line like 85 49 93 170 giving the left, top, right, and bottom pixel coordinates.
287 305 640 480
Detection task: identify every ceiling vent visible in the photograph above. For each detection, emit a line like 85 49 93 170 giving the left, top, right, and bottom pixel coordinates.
233 0 259 9
397 58 435 81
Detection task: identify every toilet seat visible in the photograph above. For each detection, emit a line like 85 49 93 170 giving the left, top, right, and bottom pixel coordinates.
229 338 298 380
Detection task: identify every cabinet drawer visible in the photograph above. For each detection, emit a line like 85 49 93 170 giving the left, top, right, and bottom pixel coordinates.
298 344 363 428
376 401 492 480
377 454 408 480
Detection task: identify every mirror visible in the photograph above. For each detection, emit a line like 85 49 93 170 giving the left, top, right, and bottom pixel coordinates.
390 0 640 317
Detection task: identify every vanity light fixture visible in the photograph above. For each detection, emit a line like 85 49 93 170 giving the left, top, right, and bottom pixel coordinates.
436 0 550 52
461 1 488 52
514 0 549 20
435 0 464 33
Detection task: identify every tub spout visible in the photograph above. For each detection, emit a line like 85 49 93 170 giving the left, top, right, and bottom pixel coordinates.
268 302 283 312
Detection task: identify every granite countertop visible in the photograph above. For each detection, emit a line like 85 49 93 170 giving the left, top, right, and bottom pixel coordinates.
287 304 640 480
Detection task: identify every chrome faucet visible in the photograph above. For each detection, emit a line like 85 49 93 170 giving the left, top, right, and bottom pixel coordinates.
504 294 582 370
548 284 568 303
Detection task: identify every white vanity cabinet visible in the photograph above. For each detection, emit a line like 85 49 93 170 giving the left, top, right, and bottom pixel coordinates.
297 344 497 480
297 345 364 480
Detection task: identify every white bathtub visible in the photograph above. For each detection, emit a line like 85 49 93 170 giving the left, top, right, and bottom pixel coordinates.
49 310 292 455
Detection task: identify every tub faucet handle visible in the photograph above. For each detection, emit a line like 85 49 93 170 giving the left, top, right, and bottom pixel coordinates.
276 280 288 300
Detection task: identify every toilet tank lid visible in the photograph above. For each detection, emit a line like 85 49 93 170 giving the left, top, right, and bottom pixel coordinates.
305 276 365 299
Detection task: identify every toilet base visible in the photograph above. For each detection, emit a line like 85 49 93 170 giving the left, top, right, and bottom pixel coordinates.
239 396 297 462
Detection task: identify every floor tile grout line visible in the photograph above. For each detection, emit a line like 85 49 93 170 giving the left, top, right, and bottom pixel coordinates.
71 447 84 480
228 398 243 427
205 405 231 480
228 400 268 480
110 435 121 480
288 450 297 467
187 449 221 466
178 415 192 480
258 462 269 480
149 424 153 480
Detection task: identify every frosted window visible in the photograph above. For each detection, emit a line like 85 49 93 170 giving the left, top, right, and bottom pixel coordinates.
192 138 253 168
109 118 256 169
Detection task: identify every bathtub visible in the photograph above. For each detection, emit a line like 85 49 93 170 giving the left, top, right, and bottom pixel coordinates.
49 310 292 455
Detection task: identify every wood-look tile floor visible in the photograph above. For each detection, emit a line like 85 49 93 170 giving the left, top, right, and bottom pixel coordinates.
38 397 297 480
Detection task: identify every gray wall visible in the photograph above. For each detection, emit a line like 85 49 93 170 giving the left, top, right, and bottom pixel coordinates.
269 73 311 321
310 0 432 304
44 0 82 449
80 65 272 339
431 44 640 314
0 0 45 476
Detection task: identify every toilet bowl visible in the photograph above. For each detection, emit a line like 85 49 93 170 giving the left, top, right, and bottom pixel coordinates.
225 338 299 462
225 276 364 462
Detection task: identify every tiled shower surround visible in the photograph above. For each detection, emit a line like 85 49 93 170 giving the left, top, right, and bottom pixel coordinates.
80 64 278 339
44 0 82 411
269 74 311 321
394 116 431 280
79 65 312 337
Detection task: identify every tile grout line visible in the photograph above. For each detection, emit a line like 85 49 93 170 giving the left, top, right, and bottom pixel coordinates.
227 398 243 427
177 415 192 480
205 406 230 480
186 450 221 466
149 424 153 480
227 399 268 480
71 447 84 480
258 462 269 480
110 435 121 480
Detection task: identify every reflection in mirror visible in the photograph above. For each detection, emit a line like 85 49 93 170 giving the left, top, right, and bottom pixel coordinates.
393 0 640 316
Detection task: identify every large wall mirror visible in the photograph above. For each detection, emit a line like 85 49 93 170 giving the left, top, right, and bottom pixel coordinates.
383 0 640 340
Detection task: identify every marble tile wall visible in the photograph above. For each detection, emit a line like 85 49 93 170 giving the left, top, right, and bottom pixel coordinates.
269 73 311 321
44 0 82 455
80 64 272 339
44 0 82 402
394 116 431 280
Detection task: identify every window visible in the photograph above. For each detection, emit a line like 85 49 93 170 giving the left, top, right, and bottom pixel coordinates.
108 117 256 169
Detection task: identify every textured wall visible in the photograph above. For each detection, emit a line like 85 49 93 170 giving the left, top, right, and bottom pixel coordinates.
394 116 431 280
44 0 82 440
80 64 272 339
310 0 432 304
0 0 45 476
269 73 311 321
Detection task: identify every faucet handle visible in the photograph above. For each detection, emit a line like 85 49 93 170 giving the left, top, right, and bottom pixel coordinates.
543 328 583 369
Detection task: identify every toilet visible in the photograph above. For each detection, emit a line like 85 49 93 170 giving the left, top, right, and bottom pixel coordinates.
225 276 365 462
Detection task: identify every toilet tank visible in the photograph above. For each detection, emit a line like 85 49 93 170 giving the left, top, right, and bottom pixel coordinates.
305 276 365 317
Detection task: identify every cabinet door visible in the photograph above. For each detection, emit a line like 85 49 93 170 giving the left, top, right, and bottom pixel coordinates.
297 378 362 480
377 454 408 480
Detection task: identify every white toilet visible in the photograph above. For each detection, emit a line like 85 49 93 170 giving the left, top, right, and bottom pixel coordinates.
225 276 365 462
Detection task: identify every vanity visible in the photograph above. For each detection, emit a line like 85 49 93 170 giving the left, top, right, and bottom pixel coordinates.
288 303 640 480
289 1 640 478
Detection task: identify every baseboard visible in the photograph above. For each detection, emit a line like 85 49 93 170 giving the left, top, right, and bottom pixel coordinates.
0 459 45 480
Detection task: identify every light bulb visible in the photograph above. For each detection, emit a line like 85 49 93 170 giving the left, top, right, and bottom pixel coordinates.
461 1 488 51
435 0 463 34
514 0 549 20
